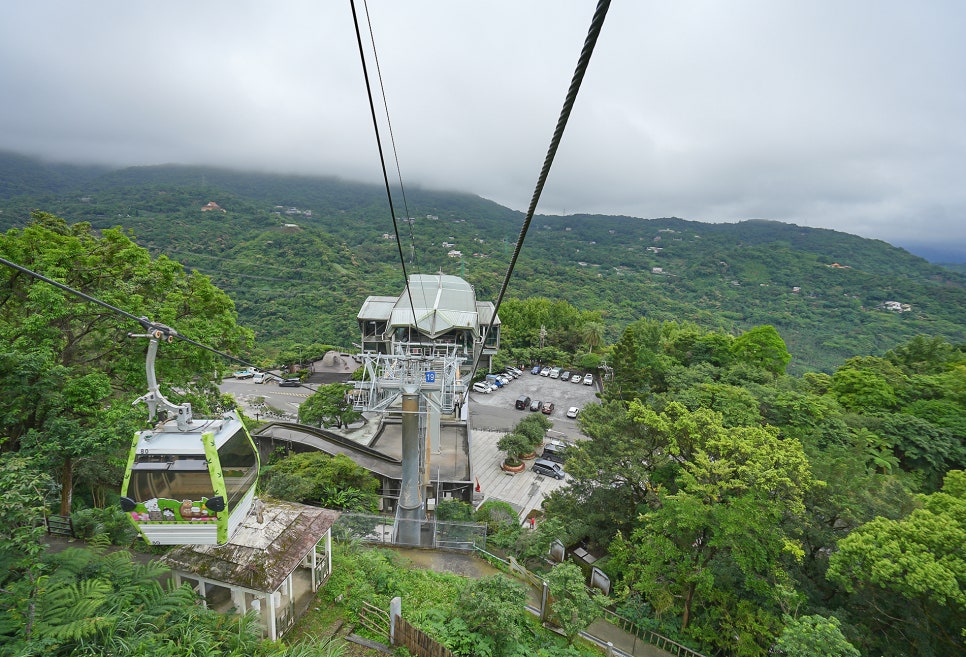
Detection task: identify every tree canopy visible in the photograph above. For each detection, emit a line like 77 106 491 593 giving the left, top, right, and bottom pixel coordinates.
0 213 251 515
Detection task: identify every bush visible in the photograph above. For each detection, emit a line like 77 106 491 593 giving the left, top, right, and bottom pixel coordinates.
474 499 518 533
475 500 523 548
71 506 138 545
436 499 474 521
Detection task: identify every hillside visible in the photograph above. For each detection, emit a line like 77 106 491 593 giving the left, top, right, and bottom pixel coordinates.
2 152 965 373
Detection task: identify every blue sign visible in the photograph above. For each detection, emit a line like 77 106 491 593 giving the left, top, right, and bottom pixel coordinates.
425 371 436 383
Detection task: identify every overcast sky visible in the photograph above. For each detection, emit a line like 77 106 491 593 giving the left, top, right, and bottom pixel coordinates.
2 1 965 259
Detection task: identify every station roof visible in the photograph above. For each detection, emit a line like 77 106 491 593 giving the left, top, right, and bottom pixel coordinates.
358 274 498 340
357 296 397 322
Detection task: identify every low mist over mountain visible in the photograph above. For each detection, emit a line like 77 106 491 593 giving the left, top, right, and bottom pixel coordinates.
2 151 965 373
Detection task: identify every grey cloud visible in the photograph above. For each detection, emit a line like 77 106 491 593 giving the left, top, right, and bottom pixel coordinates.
1 1 965 258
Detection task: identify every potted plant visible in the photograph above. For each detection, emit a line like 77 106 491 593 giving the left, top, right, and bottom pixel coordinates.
497 432 530 473
516 413 553 457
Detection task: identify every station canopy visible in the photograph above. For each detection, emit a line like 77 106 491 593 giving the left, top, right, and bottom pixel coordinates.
391 274 479 339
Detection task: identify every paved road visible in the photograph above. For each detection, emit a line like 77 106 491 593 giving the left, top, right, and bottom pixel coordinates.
221 378 311 420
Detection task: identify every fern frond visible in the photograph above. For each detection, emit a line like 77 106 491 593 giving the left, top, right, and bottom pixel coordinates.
34 578 112 642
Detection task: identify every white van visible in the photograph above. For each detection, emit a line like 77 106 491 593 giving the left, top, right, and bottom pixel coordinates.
472 382 492 394
252 372 266 384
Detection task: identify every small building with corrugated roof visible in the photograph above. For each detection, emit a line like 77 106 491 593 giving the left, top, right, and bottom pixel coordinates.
160 500 340 640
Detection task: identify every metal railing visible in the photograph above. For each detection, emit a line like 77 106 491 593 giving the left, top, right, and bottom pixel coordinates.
601 609 708 657
335 513 487 551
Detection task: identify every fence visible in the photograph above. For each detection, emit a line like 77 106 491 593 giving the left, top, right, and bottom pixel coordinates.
601 609 708 657
44 514 74 538
334 513 487 551
395 616 456 657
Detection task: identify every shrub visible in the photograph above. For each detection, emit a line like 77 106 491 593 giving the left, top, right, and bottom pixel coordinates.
436 499 474 521
71 507 138 545
474 500 517 531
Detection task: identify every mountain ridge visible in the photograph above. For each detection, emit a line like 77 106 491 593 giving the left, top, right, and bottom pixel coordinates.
1 151 964 373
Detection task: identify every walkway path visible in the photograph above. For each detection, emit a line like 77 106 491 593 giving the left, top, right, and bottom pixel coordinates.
470 429 569 522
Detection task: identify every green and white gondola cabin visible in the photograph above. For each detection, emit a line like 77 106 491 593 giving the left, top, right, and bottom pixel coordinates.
121 411 259 545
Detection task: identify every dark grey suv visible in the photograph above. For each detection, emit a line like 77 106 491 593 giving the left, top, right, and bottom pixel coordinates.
531 458 564 479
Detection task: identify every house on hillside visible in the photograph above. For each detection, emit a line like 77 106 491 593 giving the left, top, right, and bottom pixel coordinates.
201 201 226 212
879 301 912 313
160 501 340 641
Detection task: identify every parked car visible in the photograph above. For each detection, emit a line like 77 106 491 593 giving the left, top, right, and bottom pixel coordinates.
541 401 555 415
233 369 255 379
496 374 511 386
532 458 565 479
279 378 301 387
541 441 568 463
540 366 552 377
529 399 542 412
549 367 562 379
515 395 532 410
566 406 580 418
506 366 523 377
531 365 542 375
472 382 492 394
583 373 594 386
560 370 571 382
571 373 582 383
485 374 504 387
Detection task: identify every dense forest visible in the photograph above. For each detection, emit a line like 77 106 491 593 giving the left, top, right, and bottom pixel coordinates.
2 151 966 374
1 154 965 656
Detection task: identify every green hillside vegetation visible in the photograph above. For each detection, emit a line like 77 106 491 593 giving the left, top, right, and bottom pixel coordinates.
1 209 965 655
2 152 965 373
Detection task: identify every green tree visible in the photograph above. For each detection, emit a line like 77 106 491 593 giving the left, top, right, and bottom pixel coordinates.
581 321 605 354
730 325 791 377
610 411 814 654
454 575 529 655
774 614 859 657
497 432 531 467
298 382 362 429
672 382 762 427
545 400 722 548
515 412 553 450
261 451 379 512
546 561 605 644
826 470 966 655
831 367 898 414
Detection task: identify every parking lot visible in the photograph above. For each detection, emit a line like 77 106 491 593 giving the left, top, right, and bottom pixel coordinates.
468 368 599 439
467 369 599 520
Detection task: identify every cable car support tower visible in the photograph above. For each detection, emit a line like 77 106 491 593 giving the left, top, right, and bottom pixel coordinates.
352 343 465 546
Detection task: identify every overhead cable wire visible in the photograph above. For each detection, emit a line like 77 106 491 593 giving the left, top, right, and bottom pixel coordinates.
363 0 421 274
471 0 612 378
0 254 321 391
350 0 420 330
